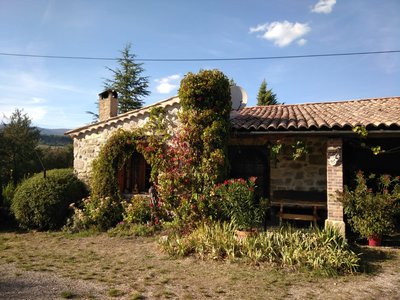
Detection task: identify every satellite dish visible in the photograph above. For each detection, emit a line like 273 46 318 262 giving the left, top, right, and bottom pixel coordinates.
230 85 248 110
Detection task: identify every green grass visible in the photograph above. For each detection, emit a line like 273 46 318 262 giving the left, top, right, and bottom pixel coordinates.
60 290 77 299
0 231 398 299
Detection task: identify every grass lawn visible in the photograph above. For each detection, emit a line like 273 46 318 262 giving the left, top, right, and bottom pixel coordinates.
0 231 399 299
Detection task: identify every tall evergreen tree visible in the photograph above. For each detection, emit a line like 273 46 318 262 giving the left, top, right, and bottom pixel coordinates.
257 79 279 106
1 109 40 184
104 43 150 113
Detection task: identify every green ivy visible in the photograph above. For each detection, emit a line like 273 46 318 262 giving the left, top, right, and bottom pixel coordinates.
90 129 142 199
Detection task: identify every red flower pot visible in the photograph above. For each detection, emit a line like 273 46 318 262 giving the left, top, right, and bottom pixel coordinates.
368 235 382 247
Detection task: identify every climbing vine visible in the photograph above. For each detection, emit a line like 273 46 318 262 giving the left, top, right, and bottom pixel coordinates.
90 129 142 199
139 69 232 228
269 139 309 162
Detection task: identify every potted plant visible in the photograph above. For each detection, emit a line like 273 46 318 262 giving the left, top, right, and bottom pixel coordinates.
340 172 400 246
214 177 265 238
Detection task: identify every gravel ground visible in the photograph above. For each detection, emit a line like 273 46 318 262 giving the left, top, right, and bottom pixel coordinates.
0 264 107 300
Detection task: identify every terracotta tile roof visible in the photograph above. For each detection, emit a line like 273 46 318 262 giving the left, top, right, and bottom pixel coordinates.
231 97 400 131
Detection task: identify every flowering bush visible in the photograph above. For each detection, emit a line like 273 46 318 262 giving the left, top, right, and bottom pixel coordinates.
122 195 152 224
136 70 231 230
68 196 123 231
340 171 400 239
214 177 264 230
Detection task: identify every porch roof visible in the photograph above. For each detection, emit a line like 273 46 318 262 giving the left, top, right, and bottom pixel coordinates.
231 96 400 131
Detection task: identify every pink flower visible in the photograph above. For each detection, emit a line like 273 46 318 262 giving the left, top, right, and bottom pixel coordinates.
249 176 257 183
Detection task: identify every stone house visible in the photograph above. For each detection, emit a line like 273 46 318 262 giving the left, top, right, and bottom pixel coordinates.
66 91 400 234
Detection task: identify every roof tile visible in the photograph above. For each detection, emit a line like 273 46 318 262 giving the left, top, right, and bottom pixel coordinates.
231 97 400 131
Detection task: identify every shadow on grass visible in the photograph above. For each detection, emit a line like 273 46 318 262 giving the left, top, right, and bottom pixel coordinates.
353 244 398 275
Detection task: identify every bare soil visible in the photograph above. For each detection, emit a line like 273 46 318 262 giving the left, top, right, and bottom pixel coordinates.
0 231 399 299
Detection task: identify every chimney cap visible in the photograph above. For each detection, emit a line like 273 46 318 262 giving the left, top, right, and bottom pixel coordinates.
99 89 118 99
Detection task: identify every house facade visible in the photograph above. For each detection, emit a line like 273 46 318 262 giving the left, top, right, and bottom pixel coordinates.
66 91 400 235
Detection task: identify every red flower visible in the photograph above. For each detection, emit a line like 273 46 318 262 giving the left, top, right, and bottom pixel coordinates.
249 176 257 183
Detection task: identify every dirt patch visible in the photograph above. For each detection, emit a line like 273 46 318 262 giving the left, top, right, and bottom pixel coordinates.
0 264 106 300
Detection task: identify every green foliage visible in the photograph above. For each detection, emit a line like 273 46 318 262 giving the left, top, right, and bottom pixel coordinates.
269 139 308 162
11 169 87 230
68 196 123 232
257 79 279 106
122 195 152 224
138 69 232 230
340 172 400 238
214 177 264 230
160 222 360 275
40 134 72 146
91 129 141 199
68 129 145 232
179 69 232 114
136 107 172 184
0 109 40 186
104 43 150 113
353 126 384 155
352 125 369 138
1 181 15 212
36 145 73 170
291 140 309 160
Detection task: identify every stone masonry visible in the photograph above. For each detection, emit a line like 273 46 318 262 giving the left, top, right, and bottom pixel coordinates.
71 99 180 185
270 137 327 194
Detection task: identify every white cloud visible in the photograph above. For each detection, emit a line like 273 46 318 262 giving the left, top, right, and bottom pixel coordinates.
297 38 307 46
311 0 336 14
155 74 181 94
249 21 311 47
1 105 48 123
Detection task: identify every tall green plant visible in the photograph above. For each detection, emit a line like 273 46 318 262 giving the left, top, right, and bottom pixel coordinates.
340 172 400 238
214 177 264 230
139 70 232 229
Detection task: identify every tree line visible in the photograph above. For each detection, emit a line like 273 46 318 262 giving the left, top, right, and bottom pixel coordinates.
0 110 73 196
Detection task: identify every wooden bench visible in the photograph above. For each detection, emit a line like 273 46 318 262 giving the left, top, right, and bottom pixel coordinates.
271 190 327 226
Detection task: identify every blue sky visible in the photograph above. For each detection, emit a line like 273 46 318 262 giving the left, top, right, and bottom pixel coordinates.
0 0 399 129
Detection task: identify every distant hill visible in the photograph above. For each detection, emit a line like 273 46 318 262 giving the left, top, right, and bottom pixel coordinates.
38 128 71 136
38 128 72 146
0 125 72 146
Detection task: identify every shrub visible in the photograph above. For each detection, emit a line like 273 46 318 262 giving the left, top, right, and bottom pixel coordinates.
214 177 265 230
340 172 400 239
122 195 152 224
160 222 360 275
11 169 87 230
68 196 123 232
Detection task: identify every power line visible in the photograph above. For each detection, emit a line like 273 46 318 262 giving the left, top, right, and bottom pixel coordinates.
0 50 399 62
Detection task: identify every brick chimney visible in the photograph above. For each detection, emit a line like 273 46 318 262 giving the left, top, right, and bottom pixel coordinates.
99 90 118 122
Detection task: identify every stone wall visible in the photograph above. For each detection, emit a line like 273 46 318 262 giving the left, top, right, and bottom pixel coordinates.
72 102 180 185
270 137 327 195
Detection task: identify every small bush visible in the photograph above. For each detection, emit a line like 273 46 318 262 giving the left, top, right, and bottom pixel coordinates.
214 177 265 230
122 195 152 224
67 196 123 232
160 222 360 275
11 169 87 230
340 172 400 239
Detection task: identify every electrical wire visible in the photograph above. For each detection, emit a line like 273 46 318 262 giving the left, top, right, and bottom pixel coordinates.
0 50 399 62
